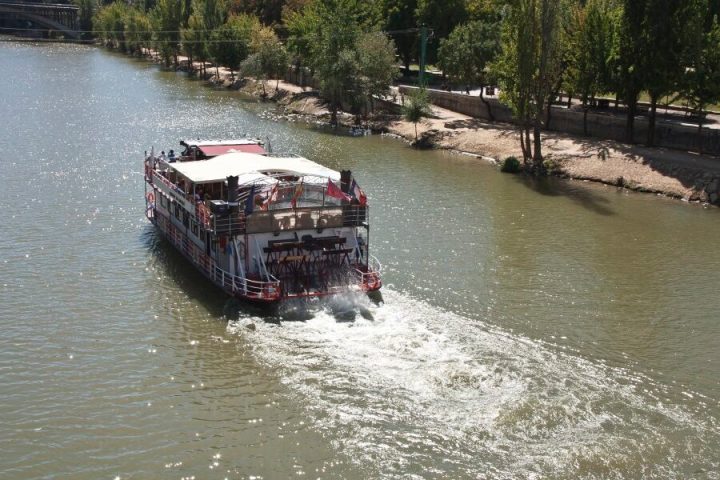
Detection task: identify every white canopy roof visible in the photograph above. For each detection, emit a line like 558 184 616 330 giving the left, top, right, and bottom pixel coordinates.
168 152 341 184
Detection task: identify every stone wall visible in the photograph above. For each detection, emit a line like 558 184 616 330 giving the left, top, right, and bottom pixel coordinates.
399 86 720 156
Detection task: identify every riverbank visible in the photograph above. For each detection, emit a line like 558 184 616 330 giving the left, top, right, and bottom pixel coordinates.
163 50 720 206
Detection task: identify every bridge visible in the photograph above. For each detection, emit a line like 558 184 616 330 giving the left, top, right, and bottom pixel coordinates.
0 0 81 40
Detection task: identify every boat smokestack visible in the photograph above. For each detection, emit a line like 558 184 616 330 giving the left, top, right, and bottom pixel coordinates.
340 170 352 194
227 175 239 204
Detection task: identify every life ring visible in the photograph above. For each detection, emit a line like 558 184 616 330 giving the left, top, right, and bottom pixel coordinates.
146 191 155 203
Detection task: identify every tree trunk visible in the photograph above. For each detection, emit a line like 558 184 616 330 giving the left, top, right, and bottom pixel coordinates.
479 88 494 122
519 126 529 163
545 93 554 130
414 122 418 141
583 97 589 136
626 99 637 144
647 94 658 146
698 109 705 154
567 93 572 109
533 123 544 173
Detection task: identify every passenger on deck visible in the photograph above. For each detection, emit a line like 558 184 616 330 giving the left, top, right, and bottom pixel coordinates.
168 149 176 163
159 151 167 162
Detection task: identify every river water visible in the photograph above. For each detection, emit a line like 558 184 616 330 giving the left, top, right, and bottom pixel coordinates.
1 41 719 479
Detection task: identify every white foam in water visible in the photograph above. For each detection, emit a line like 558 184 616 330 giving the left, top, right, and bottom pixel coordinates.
228 290 719 479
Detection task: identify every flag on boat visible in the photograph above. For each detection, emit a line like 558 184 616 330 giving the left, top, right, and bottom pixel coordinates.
326 178 351 202
262 184 278 210
350 179 367 206
291 180 304 208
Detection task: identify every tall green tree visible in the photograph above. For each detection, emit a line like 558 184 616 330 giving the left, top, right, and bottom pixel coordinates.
182 11 208 74
209 14 259 78
94 1 131 50
415 0 468 65
566 0 617 135
438 18 501 120
643 0 698 146
283 1 321 87
125 8 153 55
684 12 720 150
617 0 646 143
241 25 289 94
310 0 363 124
494 0 567 172
383 0 418 74
356 31 399 114
152 0 184 66
75 0 95 39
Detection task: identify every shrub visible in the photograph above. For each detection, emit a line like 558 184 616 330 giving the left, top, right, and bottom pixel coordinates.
501 156 521 173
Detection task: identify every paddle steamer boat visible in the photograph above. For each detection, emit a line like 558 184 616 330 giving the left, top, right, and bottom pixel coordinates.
143 139 382 303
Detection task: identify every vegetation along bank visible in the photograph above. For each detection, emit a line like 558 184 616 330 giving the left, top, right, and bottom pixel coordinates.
88 0 720 205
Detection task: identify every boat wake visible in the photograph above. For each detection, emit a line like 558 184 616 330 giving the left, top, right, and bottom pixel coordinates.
227 289 720 479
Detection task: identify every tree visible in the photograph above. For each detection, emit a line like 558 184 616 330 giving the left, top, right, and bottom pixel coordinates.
402 87 432 142
94 1 132 50
383 0 418 75
125 8 153 55
209 14 259 78
75 0 95 39
415 0 468 65
310 0 363 124
438 19 501 120
642 0 698 146
228 0 286 24
566 0 616 135
617 0 646 143
282 1 320 88
356 31 399 115
241 26 289 95
182 11 208 74
684 12 720 151
494 0 567 172
152 0 184 66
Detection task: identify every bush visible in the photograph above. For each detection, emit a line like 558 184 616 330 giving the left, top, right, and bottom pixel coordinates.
501 156 521 173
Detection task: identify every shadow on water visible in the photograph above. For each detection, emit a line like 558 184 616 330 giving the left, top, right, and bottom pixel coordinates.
141 225 380 325
513 174 616 216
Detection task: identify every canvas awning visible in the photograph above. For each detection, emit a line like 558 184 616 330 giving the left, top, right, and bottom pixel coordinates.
169 152 341 184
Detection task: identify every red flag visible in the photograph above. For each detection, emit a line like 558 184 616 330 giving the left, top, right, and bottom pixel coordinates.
327 178 351 202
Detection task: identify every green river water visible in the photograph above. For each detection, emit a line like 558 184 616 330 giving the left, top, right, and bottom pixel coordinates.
1 41 719 479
